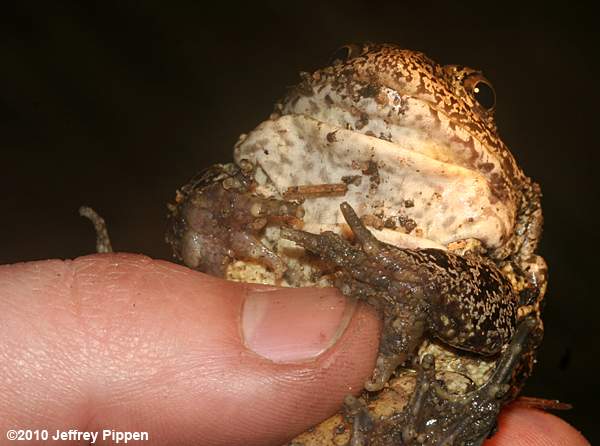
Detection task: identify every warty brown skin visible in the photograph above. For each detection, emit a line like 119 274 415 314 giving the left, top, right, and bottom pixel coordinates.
282 202 542 445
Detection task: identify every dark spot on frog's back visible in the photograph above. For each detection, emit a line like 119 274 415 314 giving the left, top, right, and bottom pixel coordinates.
398 214 417 233
478 162 495 173
489 171 510 204
295 76 315 96
361 160 378 176
420 248 451 270
358 84 380 98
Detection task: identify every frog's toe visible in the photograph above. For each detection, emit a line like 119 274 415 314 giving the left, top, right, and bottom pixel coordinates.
281 227 368 268
178 230 233 276
230 231 287 277
364 353 405 392
247 196 305 222
344 395 374 446
398 317 539 445
339 202 383 255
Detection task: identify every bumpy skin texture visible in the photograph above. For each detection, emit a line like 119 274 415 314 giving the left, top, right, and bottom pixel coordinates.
167 44 547 446
282 202 520 392
344 318 541 446
282 203 542 445
167 163 304 277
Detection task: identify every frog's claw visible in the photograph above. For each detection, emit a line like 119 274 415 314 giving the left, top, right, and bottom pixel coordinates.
394 316 540 446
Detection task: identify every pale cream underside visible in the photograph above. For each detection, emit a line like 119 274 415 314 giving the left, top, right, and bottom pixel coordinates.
234 114 511 251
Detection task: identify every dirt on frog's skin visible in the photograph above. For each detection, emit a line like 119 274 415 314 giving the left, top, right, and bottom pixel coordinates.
287 374 416 446
166 43 548 446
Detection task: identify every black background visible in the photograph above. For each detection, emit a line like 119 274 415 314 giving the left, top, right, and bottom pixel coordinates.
1 2 597 443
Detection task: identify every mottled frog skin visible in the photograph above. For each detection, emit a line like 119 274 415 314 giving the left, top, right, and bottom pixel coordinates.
282 203 542 445
166 44 547 445
282 202 520 392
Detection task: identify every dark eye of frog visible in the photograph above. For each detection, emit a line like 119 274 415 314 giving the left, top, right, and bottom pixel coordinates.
329 44 362 65
464 74 496 111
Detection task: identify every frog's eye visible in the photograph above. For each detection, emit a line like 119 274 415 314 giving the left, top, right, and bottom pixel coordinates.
329 44 362 65
472 80 496 111
464 74 496 111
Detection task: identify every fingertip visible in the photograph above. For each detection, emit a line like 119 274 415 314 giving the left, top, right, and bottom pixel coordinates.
487 405 590 446
1 254 382 446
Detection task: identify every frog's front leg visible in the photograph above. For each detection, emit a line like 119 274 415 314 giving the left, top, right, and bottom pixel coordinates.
167 163 305 277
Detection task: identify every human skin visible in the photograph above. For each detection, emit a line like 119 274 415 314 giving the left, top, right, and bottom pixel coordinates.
0 254 590 446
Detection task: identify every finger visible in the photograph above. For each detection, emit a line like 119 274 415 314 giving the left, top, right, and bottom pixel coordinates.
0 254 381 446
487 405 590 446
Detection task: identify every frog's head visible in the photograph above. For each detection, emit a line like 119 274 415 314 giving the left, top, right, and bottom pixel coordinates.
280 43 525 206
329 43 498 126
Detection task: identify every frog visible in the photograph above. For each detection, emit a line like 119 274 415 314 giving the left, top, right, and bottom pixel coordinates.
164 43 547 445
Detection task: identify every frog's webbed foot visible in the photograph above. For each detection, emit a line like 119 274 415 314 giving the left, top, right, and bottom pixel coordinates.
79 206 114 253
397 316 539 446
281 203 428 392
167 163 304 277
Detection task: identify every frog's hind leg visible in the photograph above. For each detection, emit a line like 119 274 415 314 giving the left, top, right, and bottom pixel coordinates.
398 316 540 446
335 269 427 392
281 224 427 393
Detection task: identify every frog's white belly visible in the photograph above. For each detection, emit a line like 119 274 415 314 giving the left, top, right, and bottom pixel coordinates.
234 114 514 251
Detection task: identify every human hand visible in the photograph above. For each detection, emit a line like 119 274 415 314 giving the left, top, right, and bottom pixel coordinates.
0 254 589 445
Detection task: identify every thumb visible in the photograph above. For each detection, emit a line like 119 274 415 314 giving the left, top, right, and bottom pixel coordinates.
0 253 380 446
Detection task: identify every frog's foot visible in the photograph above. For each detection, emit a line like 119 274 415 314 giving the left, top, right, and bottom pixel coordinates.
397 316 539 446
335 269 426 392
167 163 304 277
79 206 114 253
281 223 427 392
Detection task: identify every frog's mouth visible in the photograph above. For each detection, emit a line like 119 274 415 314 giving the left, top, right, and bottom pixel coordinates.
234 112 515 253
